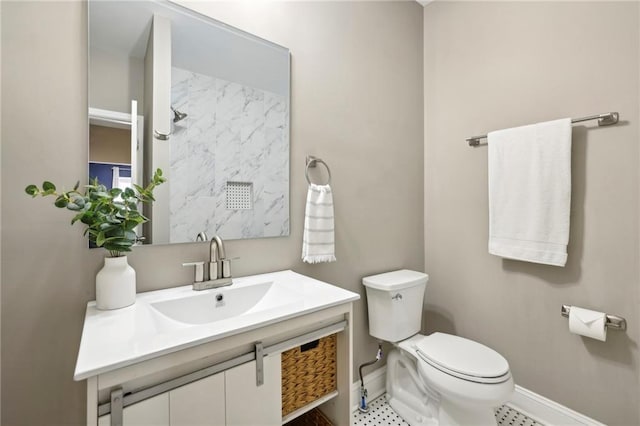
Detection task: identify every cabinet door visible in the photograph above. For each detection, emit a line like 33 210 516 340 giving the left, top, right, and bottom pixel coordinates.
226 353 282 426
169 372 225 425
97 393 169 426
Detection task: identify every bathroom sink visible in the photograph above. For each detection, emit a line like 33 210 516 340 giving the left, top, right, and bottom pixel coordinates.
150 280 302 325
74 270 360 380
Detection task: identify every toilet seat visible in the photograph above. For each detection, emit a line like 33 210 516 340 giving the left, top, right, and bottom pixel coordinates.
412 333 511 384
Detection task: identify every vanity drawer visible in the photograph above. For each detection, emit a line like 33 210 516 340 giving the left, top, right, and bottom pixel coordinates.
281 334 337 416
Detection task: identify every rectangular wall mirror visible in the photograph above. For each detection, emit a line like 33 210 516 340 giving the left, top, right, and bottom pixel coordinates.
89 0 290 245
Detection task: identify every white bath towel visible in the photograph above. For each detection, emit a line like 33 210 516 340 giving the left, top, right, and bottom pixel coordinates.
302 184 336 264
488 118 572 267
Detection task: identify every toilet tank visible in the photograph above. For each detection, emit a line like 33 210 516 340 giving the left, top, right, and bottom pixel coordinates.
363 270 429 342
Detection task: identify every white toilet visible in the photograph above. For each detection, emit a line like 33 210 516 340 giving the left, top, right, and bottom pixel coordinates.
363 270 514 426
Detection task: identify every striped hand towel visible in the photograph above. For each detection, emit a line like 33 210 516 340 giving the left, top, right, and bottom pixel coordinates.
302 183 336 264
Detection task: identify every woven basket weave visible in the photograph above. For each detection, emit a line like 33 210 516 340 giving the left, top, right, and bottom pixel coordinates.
281 334 337 416
284 408 333 426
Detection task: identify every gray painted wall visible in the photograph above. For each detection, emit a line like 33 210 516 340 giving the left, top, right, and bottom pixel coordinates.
1 1 423 424
424 2 639 424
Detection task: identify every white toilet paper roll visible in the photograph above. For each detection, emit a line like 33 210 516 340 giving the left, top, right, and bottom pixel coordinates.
569 306 607 341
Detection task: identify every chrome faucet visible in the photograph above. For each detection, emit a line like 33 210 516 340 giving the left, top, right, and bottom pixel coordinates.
183 235 233 291
209 235 228 280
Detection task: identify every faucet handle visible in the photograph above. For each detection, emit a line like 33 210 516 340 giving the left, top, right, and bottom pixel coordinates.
182 262 205 283
221 259 231 279
220 257 239 279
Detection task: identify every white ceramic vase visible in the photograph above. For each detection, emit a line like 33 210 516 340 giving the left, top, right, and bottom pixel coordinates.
96 256 136 310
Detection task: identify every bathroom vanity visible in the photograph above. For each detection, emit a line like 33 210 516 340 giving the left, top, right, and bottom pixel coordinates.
74 271 359 426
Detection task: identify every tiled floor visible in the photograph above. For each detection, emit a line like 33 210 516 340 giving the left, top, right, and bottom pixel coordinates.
353 395 542 426
494 405 541 426
353 396 408 426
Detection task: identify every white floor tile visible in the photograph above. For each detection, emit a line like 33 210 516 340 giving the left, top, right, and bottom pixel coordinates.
353 395 542 426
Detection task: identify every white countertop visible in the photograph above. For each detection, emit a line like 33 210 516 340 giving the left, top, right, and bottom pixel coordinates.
74 270 359 381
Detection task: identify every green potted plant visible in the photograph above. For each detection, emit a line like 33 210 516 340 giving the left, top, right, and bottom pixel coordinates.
26 169 166 310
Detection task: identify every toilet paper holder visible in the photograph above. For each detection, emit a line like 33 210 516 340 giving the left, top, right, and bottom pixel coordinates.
561 305 627 331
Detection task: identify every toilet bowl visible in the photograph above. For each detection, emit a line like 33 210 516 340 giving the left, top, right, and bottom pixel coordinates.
363 270 514 426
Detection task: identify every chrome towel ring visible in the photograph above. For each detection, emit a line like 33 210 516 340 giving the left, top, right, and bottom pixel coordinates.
305 155 331 185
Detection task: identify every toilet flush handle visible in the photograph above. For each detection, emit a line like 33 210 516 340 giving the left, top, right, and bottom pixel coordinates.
391 293 403 301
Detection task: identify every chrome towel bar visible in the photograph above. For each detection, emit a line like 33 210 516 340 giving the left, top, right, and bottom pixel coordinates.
561 304 627 331
467 112 619 147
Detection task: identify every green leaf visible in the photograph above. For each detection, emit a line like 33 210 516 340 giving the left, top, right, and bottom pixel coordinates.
71 212 84 225
99 222 117 231
109 188 123 197
73 181 80 191
54 195 68 208
80 213 96 225
123 220 137 231
75 198 86 208
96 231 106 247
108 239 132 247
100 236 121 243
138 191 155 202
25 185 39 196
42 181 56 192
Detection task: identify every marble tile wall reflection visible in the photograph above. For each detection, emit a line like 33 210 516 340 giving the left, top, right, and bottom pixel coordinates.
170 67 289 242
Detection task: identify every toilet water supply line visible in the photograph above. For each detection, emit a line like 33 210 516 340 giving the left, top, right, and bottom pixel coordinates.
358 343 383 413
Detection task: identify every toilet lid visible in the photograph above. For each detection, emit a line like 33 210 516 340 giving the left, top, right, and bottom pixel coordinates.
415 333 510 384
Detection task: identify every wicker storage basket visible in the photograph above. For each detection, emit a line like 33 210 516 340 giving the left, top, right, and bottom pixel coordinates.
281 334 337 416
284 408 333 426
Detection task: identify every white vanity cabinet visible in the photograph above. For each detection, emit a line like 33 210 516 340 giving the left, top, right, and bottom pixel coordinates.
76 271 359 426
84 304 354 426
97 355 281 426
225 357 282 425
98 394 170 426
169 371 225 426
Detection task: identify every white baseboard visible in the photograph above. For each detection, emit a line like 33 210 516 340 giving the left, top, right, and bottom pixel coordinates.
507 385 606 426
351 365 387 412
351 367 604 426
